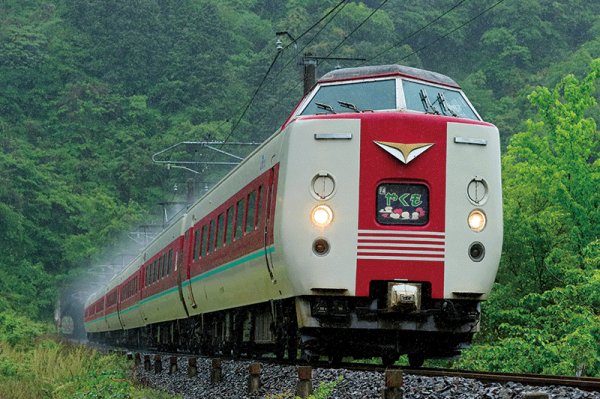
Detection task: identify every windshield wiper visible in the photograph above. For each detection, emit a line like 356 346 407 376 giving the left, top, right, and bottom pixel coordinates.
337 100 374 113
315 102 336 114
419 89 440 115
436 92 457 117
337 100 361 113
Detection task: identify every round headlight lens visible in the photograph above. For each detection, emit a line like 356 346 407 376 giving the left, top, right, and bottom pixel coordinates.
468 210 486 232
313 238 330 256
311 205 333 227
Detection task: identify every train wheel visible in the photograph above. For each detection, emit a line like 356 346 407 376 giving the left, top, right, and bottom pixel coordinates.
301 348 320 364
328 354 343 366
274 342 285 360
287 334 299 361
408 353 425 368
381 352 399 367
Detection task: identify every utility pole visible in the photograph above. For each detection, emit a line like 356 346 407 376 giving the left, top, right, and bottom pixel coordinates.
302 54 366 95
303 53 317 95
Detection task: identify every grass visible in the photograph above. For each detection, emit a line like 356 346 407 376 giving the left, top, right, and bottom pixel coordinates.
266 375 344 399
0 337 178 399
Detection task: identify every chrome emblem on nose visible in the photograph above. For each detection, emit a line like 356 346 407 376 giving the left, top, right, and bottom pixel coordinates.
374 141 434 164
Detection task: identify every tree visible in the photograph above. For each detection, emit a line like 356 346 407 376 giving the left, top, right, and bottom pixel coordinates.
458 59 600 376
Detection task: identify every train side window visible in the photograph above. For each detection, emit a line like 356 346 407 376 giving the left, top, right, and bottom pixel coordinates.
168 249 173 274
208 220 215 253
201 225 208 256
162 253 168 277
235 199 245 239
246 191 256 233
256 186 263 228
159 257 164 279
226 206 234 245
216 213 225 249
193 229 201 260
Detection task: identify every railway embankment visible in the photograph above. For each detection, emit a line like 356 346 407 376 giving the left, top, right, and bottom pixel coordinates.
130 353 600 398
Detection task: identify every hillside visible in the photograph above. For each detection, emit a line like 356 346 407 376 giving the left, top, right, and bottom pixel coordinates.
0 0 598 375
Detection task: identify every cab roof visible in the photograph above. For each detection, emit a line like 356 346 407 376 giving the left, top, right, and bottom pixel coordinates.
318 64 459 88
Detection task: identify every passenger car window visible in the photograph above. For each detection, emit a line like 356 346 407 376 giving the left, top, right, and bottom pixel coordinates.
235 199 245 239
246 191 256 233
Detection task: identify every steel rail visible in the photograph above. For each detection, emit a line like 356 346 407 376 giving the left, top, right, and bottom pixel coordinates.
395 365 599 393
85 340 600 393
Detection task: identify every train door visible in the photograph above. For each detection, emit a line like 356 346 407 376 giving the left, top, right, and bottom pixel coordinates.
138 264 147 324
263 165 279 282
116 287 124 330
179 231 196 311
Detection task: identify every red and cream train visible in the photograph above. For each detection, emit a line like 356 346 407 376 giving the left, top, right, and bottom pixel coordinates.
85 64 502 366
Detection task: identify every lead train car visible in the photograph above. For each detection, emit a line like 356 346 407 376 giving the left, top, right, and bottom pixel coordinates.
85 65 502 366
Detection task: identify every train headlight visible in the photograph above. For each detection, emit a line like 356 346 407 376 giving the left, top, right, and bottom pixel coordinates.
311 205 333 227
313 238 330 256
467 210 486 232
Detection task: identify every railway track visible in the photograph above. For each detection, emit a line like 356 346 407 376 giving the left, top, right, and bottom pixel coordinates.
394 366 599 393
97 341 600 396
322 362 600 393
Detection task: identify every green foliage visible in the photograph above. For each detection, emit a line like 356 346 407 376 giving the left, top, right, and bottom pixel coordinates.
266 375 343 399
0 0 599 379
500 59 599 292
306 375 344 399
0 312 48 347
0 336 178 399
458 59 600 377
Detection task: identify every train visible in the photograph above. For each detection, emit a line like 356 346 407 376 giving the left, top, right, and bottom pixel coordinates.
84 64 502 367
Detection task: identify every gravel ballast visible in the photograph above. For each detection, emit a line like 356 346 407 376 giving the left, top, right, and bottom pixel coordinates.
133 356 600 398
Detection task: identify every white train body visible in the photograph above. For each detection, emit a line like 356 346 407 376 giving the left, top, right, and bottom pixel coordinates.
85 65 502 364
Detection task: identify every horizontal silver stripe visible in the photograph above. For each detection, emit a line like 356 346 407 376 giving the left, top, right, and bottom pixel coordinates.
314 133 353 140
358 236 445 243
357 255 445 262
358 229 445 236
357 243 444 249
453 137 487 146
358 249 444 255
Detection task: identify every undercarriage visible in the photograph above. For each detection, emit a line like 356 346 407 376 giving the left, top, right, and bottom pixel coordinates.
89 289 481 367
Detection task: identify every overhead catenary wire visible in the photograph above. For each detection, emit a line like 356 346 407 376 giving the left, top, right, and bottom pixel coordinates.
223 1 349 145
275 0 349 79
283 0 508 107
395 0 507 63
366 0 469 63
275 0 389 105
227 0 508 147
325 0 390 58
282 0 347 51
220 51 281 146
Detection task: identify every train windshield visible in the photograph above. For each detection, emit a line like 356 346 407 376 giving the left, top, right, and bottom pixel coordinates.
300 79 396 115
402 80 479 120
